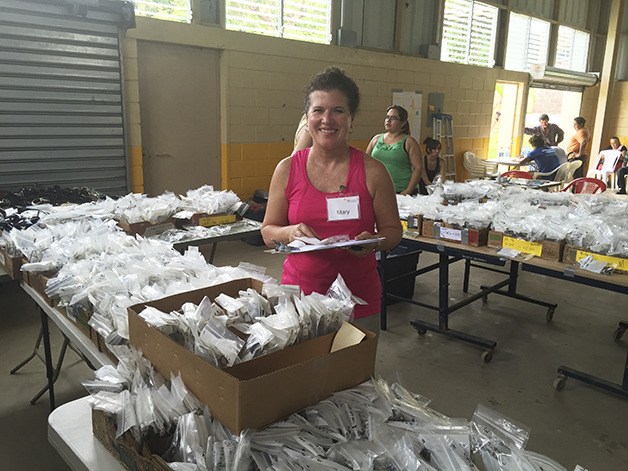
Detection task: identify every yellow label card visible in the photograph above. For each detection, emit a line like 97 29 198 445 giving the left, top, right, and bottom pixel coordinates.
575 250 628 271
502 236 542 257
198 214 236 227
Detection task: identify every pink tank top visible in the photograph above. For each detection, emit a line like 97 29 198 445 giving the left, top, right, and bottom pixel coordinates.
283 147 380 318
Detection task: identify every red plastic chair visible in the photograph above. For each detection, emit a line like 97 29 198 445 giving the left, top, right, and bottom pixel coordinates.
561 177 607 194
500 170 533 179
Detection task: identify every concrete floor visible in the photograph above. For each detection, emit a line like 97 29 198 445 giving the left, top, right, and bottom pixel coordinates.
1 239 627 470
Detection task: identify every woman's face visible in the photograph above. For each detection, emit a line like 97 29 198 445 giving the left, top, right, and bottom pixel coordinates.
306 89 352 151
384 109 404 133
429 146 441 156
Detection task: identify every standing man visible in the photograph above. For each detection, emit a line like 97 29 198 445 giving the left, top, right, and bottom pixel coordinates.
566 117 591 179
524 114 564 146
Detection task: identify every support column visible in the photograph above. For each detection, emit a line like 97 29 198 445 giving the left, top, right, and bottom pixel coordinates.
590 0 625 173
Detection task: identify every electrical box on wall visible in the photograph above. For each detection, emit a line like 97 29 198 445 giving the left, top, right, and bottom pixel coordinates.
419 44 441 60
427 93 445 127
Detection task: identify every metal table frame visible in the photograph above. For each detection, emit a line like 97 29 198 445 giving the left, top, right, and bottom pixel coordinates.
171 221 261 262
19 283 112 411
381 235 627 398
381 236 555 362
520 258 628 398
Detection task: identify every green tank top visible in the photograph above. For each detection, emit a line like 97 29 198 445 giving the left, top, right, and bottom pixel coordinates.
371 134 411 193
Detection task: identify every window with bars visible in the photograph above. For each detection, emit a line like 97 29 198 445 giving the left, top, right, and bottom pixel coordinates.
505 12 550 72
226 0 331 44
441 0 498 67
134 0 191 23
555 26 590 72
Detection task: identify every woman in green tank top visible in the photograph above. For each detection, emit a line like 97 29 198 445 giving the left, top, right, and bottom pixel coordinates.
366 105 423 195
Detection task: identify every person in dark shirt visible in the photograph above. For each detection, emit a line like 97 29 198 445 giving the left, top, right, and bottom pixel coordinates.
524 114 564 146
518 134 561 180
610 137 628 194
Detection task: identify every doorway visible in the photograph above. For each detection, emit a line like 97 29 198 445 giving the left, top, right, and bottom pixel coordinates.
489 82 523 160
521 87 582 155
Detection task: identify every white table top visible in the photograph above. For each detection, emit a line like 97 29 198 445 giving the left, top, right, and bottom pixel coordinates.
490 157 525 166
48 396 125 471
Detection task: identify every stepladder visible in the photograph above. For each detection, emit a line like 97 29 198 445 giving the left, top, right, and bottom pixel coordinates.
432 113 456 180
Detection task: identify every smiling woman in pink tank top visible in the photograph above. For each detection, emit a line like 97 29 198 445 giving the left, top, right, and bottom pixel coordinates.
261 67 402 319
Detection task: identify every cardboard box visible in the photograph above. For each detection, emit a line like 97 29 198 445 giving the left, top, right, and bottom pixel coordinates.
25 271 57 306
64 300 93 339
96 331 118 364
0 245 23 280
563 245 628 273
541 239 566 262
487 230 504 249
405 214 423 233
92 409 171 471
117 218 175 237
436 225 489 247
128 278 377 433
421 219 436 238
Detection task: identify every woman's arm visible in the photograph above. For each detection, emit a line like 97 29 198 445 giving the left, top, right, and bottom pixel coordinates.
576 130 589 157
360 156 403 252
365 134 379 156
261 157 317 247
401 136 423 195
439 156 447 181
420 165 431 185
293 128 313 153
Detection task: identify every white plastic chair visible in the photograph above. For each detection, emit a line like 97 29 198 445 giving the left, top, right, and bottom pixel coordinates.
589 150 621 189
463 151 498 179
533 160 582 188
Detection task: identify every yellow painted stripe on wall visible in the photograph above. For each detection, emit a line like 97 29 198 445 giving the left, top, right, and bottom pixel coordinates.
129 145 144 193
220 138 489 197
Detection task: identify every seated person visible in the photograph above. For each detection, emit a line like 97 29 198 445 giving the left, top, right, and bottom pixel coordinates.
616 166 628 194
552 146 567 164
418 137 446 195
517 134 560 180
608 136 627 172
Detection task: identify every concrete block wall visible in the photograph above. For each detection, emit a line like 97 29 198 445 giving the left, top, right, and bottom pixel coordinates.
605 81 628 145
219 36 531 197
126 18 627 199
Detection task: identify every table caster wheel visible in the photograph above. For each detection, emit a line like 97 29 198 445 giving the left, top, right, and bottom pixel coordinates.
614 326 625 341
415 328 427 336
482 350 493 363
553 374 567 391
546 308 555 321
482 295 488 304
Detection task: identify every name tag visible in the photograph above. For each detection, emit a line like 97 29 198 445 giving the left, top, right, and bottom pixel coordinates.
327 195 360 221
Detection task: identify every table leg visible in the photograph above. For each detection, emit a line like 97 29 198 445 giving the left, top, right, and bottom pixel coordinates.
10 327 43 374
378 251 388 331
40 307 56 411
207 243 218 264
410 252 497 362
481 261 558 320
553 321 628 399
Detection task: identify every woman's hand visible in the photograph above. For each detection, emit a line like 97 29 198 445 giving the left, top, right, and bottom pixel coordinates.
349 231 382 257
289 223 318 242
